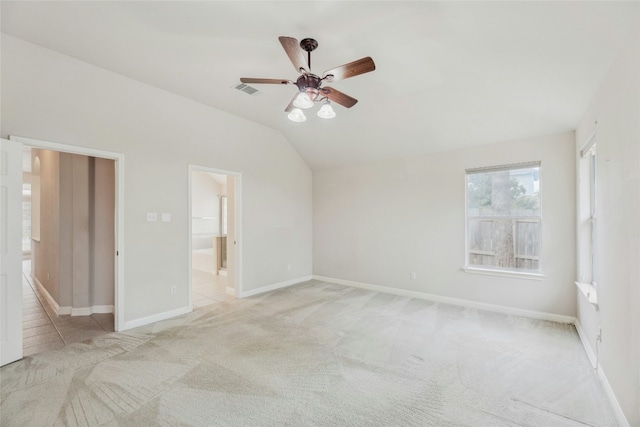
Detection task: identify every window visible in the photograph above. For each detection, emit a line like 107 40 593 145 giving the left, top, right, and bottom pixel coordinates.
578 137 597 289
587 146 597 285
465 162 541 275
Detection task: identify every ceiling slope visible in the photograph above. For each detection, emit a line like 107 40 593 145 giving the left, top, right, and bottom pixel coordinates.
1 1 638 169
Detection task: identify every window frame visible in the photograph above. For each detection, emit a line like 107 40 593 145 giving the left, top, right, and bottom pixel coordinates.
464 161 544 280
575 132 598 307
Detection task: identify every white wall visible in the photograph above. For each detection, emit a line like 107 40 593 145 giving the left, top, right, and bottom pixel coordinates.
575 25 639 426
1 35 313 324
314 131 576 316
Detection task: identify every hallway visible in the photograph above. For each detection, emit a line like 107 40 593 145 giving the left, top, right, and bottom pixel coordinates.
192 268 232 310
22 260 114 357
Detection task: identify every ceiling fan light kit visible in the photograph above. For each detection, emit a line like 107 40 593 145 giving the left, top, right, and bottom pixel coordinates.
287 108 307 123
240 36 375 123
317 102 336 119
293 92 314 109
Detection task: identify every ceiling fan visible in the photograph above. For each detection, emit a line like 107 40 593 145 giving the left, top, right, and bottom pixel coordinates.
240 36 376 121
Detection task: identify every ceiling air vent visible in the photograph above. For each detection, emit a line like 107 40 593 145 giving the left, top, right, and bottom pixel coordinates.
233 83 260 96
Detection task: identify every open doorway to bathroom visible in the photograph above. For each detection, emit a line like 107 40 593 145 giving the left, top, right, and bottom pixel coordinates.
189 166 240 309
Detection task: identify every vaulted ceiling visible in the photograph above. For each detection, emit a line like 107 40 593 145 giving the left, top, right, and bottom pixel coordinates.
2 1 637 170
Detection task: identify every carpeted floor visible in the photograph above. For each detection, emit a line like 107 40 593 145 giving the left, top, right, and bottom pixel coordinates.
0 279 617 426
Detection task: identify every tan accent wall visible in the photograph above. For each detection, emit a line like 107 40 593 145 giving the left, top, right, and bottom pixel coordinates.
91 157 115 306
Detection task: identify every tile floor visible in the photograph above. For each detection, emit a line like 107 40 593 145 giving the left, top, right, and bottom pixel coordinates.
192 268 232 309
22 260 114 357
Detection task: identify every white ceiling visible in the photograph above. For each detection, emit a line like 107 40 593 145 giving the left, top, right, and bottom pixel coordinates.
2 1 637 170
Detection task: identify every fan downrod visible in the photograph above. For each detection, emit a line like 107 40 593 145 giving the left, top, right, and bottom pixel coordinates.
300 38 318 70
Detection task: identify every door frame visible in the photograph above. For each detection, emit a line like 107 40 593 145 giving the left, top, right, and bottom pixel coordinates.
187 164 243 310
1 138 24 366
10 135 125 331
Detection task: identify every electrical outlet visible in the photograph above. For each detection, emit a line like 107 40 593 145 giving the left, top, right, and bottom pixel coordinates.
287 264 291 271
170 286 177 295
410 272 417 280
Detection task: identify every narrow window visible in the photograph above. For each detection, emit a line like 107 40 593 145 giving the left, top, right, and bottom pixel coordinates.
579 141 597 286
466 162 541 274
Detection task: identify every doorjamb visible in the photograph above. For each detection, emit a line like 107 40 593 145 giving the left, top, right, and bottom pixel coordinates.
10 135 125 331
188 164 243 310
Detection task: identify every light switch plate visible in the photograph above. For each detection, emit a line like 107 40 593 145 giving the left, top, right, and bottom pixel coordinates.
161 213 171 222
147 212 157 222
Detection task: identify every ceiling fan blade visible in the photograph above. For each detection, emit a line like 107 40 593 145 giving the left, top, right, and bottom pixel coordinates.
284 93 298 113
279 36 308 73
240 78 293 85
322 57 376 82
320 87 358 108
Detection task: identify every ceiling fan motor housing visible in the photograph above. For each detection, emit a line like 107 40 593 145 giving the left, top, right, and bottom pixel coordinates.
296 74 322 101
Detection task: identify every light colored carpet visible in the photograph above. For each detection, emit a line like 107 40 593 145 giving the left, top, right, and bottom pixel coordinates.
0 280 617 426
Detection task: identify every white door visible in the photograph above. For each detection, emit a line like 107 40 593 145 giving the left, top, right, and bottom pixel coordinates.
1 138 23 366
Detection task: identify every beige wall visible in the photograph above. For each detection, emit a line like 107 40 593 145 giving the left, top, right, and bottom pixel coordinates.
31 149 61 302
575 25 639 426
314 131 576 316
71 154 91 309
58 152 73 306
2 35 313 323
92 157 115 307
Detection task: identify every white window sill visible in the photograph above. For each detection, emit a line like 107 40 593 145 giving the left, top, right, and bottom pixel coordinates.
575 281 599 310
462 267 545 281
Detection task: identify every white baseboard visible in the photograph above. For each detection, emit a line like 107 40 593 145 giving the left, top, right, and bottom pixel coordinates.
239 275 313 298
575 321 630 427
32 276 69 314
32 276 114 316
122 306 192 331
312 275 576 324
70 305 114 316
574 320 597 368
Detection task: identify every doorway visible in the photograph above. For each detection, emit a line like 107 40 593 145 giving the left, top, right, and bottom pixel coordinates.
11 136 125 332
189 165 241 310
21 146 117 356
